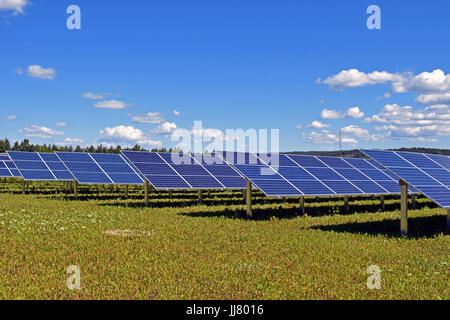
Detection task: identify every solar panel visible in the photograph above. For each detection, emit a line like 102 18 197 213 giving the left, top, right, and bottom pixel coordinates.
56 152 112 184
121 151 246 189
7 151 73 181
219 152 404 197
362 149 450 208
218 152 302 197
55 152 143 185
0 154 22 178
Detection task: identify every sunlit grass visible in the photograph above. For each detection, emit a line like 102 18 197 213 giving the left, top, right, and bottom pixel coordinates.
0 181 448 300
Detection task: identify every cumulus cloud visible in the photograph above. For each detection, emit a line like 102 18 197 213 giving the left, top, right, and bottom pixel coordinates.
416 93 450 105
151 122 177 135
6 115 16 120
99 125 162 147
131 112 165 124
173 110 180 116
19 125 64 139
307 121 329 129
82 92 110 100
365 104 450 141
320 107 364 119
319 69 402 90
23 65 57 80
94 100 133 110
63 137 84 144
302 130 358 145
0 0 30 14
56 122 66 127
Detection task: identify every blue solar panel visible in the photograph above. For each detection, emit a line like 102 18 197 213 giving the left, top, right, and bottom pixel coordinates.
91 153 144 185
424 154 450 170
343 158 376 169
317 156 353 168
122 151 246 190
321 181 363 195
55 152 113 184
362 149 450 208
7 151 57 181
289 180 334 195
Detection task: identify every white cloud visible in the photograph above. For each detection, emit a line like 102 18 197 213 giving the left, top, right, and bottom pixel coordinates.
82 92 110 100
341 125 382 142
307 121 329 129
19 125 64 139
131 112 165 124
6 115 16 120
391 69 450 93
416 93 450 105
366 104 450 141
173 110 180 116
99 125 162 147
94 100 133 110
0 0 30 14
319 69 401 90
26 65 57 80
296 125 302 129
63 137 84 144
56 122 66 127
14 67 23 75
302 130 358 145
320 107 364 119
151 122 177 135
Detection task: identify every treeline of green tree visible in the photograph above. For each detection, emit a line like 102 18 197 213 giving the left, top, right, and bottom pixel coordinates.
0 138 177 154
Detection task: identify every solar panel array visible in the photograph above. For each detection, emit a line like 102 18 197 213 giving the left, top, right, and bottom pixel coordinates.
362 150 450 208
0 154 21 178
7 151 74 181
55 152 144 185
121 151 246 189
217 152 402 197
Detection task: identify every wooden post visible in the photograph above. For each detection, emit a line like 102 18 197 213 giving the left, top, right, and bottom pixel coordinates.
380 195 385 212
246 179 252 218
410 194 416 210
169 190 173 199
74 180 78 199
144 179 149 206
125 185 128 199
343 196 349 214
242 189 246 203
22 179 25 195
282 197 286 204
447 209 450 229
400 180 408 236
298 197 305 216
207 190 211 197
198 190 203 204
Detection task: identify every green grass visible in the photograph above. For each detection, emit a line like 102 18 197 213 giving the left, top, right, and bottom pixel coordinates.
0 183 448 300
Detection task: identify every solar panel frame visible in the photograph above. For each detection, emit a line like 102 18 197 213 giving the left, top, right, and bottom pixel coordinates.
0 154 21 178
7 151 58 181
361 149 450 208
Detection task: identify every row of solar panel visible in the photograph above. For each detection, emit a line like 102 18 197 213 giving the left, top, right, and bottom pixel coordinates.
362 150 450 209
4 150 443 199
215 152 413 197
5 151 145 185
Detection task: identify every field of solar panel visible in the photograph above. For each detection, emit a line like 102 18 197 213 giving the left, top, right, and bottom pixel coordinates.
0 180 447 300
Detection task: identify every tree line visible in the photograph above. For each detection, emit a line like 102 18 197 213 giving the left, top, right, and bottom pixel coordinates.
0 138 176 154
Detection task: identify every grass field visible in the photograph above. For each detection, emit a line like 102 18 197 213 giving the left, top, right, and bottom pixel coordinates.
0 180 448 300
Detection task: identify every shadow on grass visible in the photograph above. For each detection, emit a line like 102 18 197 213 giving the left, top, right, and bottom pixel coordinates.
311 215 448 239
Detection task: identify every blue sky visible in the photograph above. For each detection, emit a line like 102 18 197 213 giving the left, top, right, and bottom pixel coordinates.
1 0 450 152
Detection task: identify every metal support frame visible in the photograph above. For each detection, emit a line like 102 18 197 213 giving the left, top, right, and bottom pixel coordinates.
380 195 385 212
447 209 450 229
246 179 252 218
169 190 173 199
144 179 149 206
299 197 305 216
410 194 416 210
207 190 211 197
74 180 78 199
22 179 25 195
198 190 203 205
343 196 349 214
400 180 408 236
